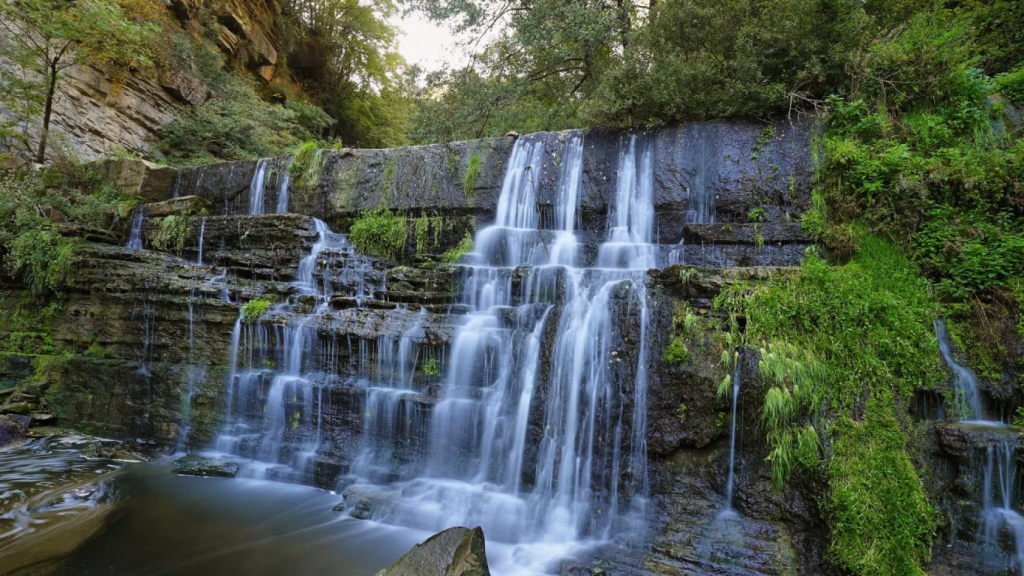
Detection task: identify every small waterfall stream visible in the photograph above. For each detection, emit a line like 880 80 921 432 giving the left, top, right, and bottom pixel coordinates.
248 159 270 215
719 361 741 519
936 320 1024 573
126 206 145 250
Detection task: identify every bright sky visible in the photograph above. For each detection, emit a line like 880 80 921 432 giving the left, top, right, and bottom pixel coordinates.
393 13 473 73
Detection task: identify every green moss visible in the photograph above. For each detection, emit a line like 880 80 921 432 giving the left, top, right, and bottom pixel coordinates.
828 400 935 576
152 215 193 255
440 231 473 263
463 154 482 196
422 357 440 377
663 337 690 365
242 297 273 320
290 141 329 189
675 403 687 424
717 237 941 575
350 208 408 259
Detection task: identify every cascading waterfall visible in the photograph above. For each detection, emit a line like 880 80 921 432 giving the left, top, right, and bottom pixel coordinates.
214 217 383 479
339 133 652 573
126 206 145 250
249 159 269 215
936 320 1024 572
979 442 1024 575
210 133 655 574
276 159 291 213
935 319 983 421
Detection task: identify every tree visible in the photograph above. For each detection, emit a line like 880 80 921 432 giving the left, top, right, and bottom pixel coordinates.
284 0 414 147
0 0 157 163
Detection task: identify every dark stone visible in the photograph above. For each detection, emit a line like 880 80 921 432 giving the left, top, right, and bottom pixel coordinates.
376 526 490 576
173 454 240 477
0 414 28 447
82 440 154 461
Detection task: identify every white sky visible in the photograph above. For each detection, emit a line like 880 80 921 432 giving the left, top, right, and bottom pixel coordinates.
393 13 473 73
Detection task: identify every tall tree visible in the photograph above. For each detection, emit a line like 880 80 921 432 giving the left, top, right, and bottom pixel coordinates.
0 0 157 163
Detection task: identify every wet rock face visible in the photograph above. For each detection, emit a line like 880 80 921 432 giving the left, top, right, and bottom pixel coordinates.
376 526 490 576
173 454 240 477
0 414 27 448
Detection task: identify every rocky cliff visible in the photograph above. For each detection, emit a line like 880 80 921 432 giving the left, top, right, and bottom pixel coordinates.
0 0 285 161
1 120 1010 576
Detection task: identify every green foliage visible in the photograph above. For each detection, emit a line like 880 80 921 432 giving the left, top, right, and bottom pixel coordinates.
413 213 448 254
281 0 413 147
159 76 333 165
9 229 78 296
719 238 941 574
4 300 64 354
0 167 130 296
289 141 331 188
242 298 273 320
829 401 936 576
349 208 408 259
151 215 192 255
747 208 766 223
463 155 482 196
0 0 158 161
422 357 440 377
675 403 688 424
440 231 474 263
662 337 690 365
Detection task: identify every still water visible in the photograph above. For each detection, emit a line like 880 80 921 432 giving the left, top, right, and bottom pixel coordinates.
0 440 431 576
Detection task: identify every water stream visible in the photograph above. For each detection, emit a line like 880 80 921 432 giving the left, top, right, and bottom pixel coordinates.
126 206 145 250
201 132 657 574
936 320 1024 574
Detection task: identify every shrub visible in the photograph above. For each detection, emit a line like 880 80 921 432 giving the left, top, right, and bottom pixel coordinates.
440 232 474 263
159 75 332 165
242 297 273 320
349 208 407 259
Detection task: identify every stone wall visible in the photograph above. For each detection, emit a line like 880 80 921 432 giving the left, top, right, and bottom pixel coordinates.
0 0 285 162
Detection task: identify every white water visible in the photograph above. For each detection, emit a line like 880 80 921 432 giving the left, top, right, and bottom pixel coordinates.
276 160 291 213
249 159 269 215
668 134 716 266
126 207 145 250
196 217 206 266
719 362 741 519
979 441 1024 575
935 320 984 421
213 133 656 574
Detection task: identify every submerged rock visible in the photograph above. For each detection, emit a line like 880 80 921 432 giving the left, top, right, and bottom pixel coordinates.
376 526 490 576
173 454 240 478
0 414 28 447
82 440 155 462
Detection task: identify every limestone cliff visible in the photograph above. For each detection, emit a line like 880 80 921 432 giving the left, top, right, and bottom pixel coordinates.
0 0 285 161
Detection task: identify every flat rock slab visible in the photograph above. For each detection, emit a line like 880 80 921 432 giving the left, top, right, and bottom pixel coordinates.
376 526 490 576
173 454 240 478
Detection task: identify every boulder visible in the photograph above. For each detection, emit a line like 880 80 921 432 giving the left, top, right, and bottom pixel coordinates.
144 195 209 218
82 440 154 461
92 158 177 203
0 414 28 447
376 526 490 576
173 454 240 478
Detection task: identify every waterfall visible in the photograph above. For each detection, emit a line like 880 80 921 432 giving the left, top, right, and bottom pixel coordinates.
209 132 655 574
719 361 741 519
196 217 206 266
276 159 291 213
980 441 1024 575
336 133 651 572
935 320 984 421
668 133 715 265
126 206 145 250
249 159 269 215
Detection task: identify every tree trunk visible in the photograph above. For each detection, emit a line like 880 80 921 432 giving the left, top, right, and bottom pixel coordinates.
35 65 58 164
